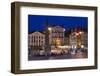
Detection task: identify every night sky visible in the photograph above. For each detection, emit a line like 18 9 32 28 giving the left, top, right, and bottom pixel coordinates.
28 15 88 33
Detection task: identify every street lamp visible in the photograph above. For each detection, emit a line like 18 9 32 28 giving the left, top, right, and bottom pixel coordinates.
76 31 83 36
81 45 84 48
63 28 65 32
48 27 52 46
79 31 83 34
48 27 52 31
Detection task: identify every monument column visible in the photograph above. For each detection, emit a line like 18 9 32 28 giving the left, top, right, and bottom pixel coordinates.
45 19 51 55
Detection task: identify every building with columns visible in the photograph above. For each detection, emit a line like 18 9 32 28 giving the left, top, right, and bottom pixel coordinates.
28 31 45 50
47 25 65 47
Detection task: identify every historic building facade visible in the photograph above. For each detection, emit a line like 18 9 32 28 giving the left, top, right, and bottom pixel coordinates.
69 30 87 49
69 32 77 48
80 32 88 48
28 32 45 50
47 25 65 46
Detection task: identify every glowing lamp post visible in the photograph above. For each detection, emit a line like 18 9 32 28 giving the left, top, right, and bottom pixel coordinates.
48 27 52 31
48 27 52 45
81 45 84 49
63 28 65 32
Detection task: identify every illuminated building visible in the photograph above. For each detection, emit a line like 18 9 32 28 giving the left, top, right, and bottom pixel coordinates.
69 29 87 49
28 31 45 50
47 25 65 47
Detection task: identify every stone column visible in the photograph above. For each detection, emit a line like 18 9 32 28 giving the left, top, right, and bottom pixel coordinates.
44 19 51 55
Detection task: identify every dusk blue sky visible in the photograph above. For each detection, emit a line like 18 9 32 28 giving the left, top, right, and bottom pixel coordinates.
28 15 88 33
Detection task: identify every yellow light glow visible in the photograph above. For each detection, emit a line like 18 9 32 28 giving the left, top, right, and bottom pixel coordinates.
81 45 84 48
56 38 61 45
76 31 83 36
48 27 52 31
79 31 82 34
